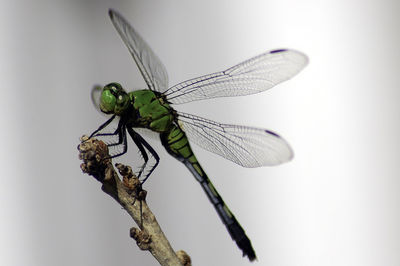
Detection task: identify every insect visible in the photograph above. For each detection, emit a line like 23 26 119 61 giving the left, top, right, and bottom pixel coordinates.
89 9 307 261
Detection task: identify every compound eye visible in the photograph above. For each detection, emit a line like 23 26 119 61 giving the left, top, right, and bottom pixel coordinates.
100 89 116 114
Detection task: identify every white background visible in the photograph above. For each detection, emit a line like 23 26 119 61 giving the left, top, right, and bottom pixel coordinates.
1 0 399 265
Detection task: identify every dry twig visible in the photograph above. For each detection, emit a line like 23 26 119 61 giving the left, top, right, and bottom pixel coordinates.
78 136 191 266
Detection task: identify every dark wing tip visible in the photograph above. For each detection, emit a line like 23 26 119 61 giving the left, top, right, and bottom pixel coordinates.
270 48 288 54
265 129 280 138
264 129 295 164
270 48 309 67
108 8 116 19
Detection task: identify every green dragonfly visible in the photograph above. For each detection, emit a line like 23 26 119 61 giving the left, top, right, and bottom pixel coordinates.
89 9 307 261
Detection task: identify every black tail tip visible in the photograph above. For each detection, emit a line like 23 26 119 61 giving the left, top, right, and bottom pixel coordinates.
228 221 257 261
239 241 257 262
234 230 257 261
247 252 257 262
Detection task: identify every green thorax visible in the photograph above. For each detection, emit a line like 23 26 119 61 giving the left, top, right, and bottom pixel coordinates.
127 89 174 133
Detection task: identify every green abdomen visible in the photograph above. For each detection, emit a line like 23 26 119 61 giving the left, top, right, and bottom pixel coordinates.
160 125 255 259
160 125 204 178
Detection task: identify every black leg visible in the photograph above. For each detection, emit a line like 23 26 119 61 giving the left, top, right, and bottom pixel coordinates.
91 119 159 182
93 127 119 139
94 116 124 146
107 118 126 147
90 116 130 158
128 128 148 178
127 128 160 182
108 124 129 158
89 115 117 138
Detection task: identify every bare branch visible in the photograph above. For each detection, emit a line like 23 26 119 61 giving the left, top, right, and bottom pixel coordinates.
78 136 191 266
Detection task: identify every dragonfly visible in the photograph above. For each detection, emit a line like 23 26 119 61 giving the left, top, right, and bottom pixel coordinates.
89 9 307 261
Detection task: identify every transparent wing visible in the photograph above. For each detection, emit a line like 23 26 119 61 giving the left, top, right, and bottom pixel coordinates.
164 49 307 104
109 9 169 92
177 112 293 167
91 84 104 114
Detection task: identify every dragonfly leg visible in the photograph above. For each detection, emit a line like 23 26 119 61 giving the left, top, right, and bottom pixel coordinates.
93 117 124 145
127 128 159 182
90 117 130 159
94 128 121 142
89 115 117 138
106 119 126 148
107 124 129 158
128 129 148 179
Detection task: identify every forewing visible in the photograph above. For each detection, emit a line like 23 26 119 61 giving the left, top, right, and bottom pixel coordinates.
109 9 169 92
164 49 307 104
177 112 293 167
91 84 104 114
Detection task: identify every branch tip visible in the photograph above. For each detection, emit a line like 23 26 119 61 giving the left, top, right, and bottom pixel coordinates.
176 250 192 266
78 136 187 265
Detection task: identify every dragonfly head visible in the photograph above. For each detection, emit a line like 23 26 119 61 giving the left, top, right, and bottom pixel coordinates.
100 83 130 115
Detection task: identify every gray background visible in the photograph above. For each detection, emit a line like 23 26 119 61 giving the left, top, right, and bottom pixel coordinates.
1 0 399 265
